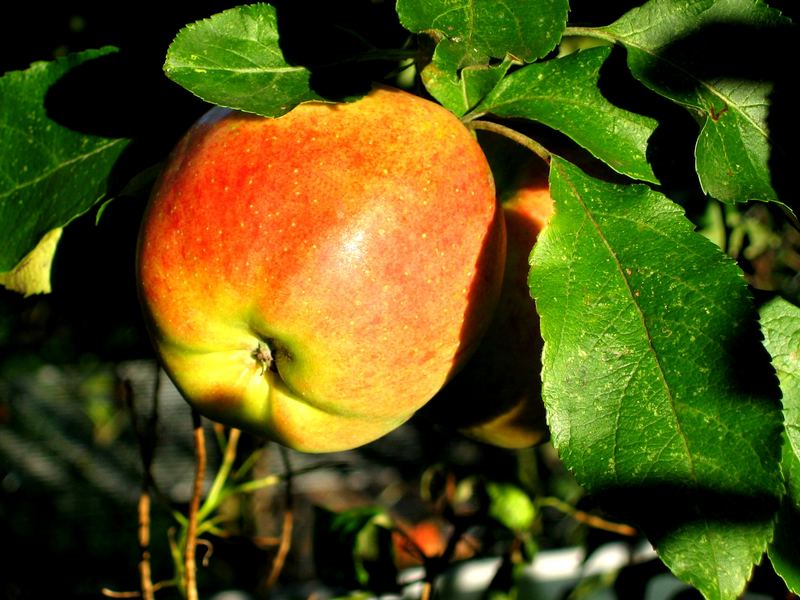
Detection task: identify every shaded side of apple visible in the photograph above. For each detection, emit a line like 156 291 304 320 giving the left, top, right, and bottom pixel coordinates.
419 164 554 449
137 87 506 452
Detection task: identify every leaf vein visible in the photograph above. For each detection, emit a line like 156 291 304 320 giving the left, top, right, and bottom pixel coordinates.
0 138 126 202
556 161 699 484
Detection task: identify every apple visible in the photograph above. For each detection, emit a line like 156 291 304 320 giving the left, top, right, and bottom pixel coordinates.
392 518 474 568
392 520 446 568
136 86 506 452
419 162 553 448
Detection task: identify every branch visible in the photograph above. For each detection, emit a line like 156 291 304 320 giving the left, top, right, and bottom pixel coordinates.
101 580 174 599
265 509 294 590
263 446 294 591
101 590 141 598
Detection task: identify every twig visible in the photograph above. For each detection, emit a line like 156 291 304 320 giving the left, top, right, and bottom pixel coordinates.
537 497 638 537
197 539 215 567
101 590 141 598
185 409 207 600
266 509 294 589
234 461 350 494
420 581 433 600
101 580 174 598
264 446 295 591
231 446 265 482
137 491 154 600
139 367 160 600
117 364 161 600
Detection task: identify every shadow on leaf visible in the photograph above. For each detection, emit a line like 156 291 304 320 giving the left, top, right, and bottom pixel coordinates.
635 19 799 211
272 0 410 101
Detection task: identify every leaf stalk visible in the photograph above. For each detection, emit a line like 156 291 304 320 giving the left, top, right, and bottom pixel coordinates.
465 120 551 165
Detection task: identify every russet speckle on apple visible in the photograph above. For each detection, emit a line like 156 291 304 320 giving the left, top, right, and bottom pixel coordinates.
136 86 507 452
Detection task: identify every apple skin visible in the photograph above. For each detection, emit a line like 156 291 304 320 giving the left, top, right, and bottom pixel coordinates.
419 164 553 448
136 86 505 452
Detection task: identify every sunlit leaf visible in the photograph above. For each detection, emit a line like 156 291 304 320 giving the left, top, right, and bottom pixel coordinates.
531 157 783 599
397 0 568 62
421 39 512 116
760 298 800 459
471 47 658 183
164 3 322 117
761 297 800 593
769 442 800 594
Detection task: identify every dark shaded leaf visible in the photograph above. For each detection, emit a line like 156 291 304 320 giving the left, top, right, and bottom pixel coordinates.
313 506 398 593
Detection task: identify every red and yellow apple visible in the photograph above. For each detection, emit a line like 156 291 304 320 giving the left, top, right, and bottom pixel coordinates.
420 163 553 448
136 86 505 452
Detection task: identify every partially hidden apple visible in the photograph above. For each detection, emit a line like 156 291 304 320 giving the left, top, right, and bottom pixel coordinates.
136 86 506 452
419 162 553 449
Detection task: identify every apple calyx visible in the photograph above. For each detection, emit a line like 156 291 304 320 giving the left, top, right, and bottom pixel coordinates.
252 341 278 376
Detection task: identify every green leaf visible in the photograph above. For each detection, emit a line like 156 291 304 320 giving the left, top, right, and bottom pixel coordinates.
769 442 800 594
471 47 658 183
531 157 783 599
761 297 800 593
164 4 322 117
761 298 800 460
601 0 793 203
760 298 800 460
0 47 130 289
421 39 512 116
397 0 568 62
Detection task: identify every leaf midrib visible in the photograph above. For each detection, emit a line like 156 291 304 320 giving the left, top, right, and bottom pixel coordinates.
603 27 771 143
554 159 699 486
0 137 127 203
